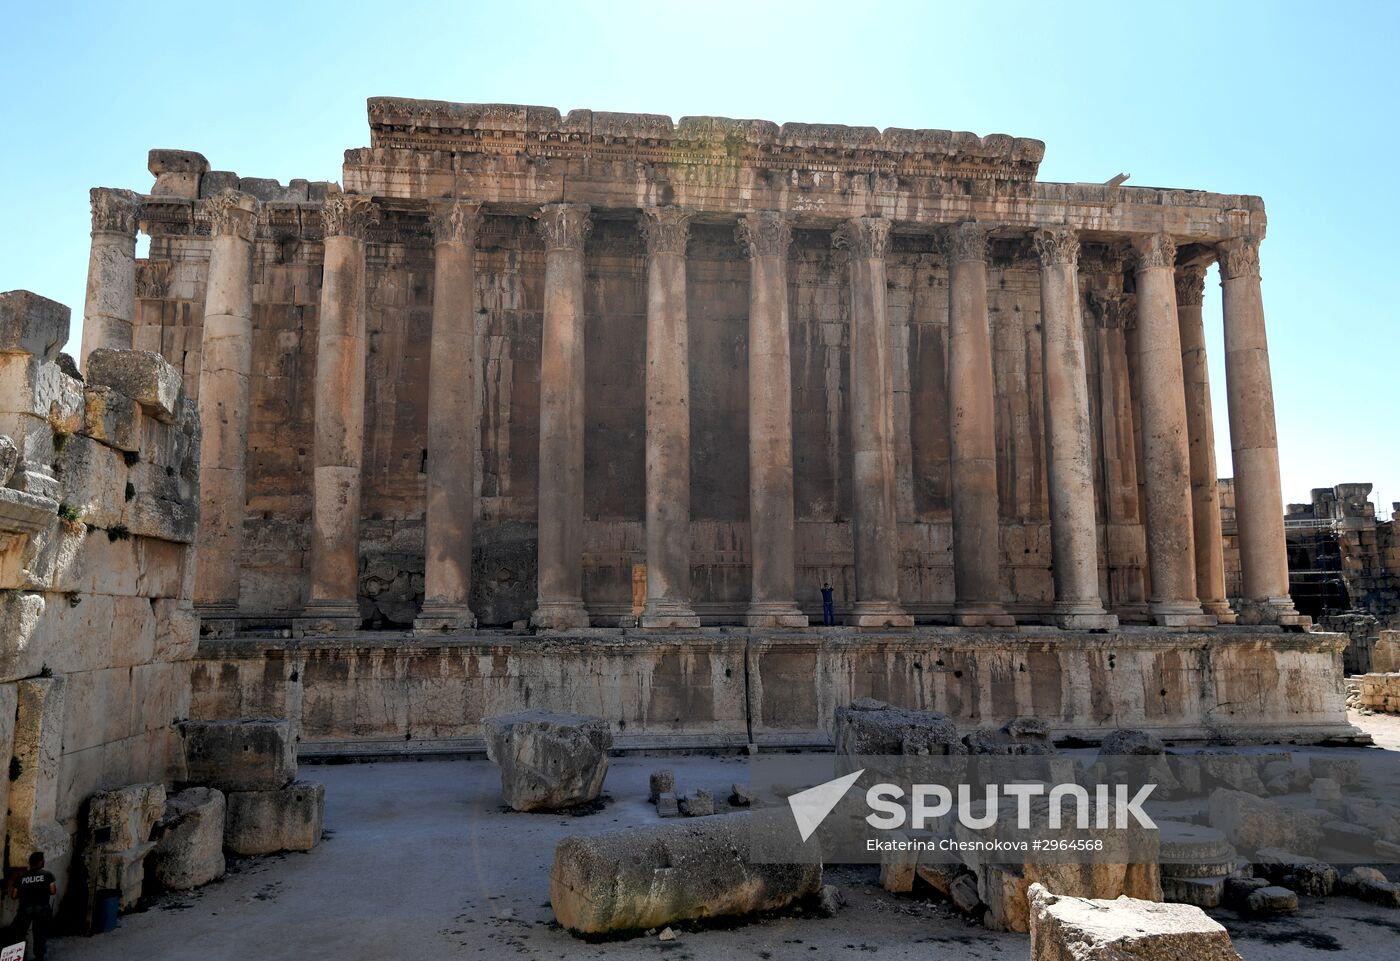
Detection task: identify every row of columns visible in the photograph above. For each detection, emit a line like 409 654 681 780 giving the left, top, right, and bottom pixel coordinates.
77 185 1302 630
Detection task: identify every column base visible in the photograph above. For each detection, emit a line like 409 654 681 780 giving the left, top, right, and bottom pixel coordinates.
1236 596 1311 629
953 603 1016 628
1149 599 1217 628
640 600 700 629
414 602 477 633
850 602 914 629
745 603 808 629
294 600 361 637
530 601 590 631
1051 606 1119 631
1200 598 1239 625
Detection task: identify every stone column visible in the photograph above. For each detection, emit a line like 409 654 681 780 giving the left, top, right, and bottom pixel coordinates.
530 204 593 630
79 187 142 369
1175 263 1236 623
639 206 700 629
193 189 260 631
1034 228 1117 630
416 201 483 633
834 217 912 628
941 222 1014 626
301 192 377 634
738 212 806 628
1218 236 1307 626
1131 233 1214 627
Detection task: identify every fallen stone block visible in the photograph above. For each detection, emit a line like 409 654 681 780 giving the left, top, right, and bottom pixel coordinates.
833 700 963 757
153 787 225 890
963 717 1055 756
648 770 674 803
86 348 183 424
1340 867 1400 907
0 291 69 362
1099 729 1165 756
1310 777 1342 807
730 783 753 807
680 790 714 817
1208 789 1325 853
87 782 165 850
879 831 917 893
1253 848 1337 897
180 718 297 792
1309 756 1361 787
88 842 156 911
548 811 821 934
949 874 982 915
224 781 324 855
656 792 679 818
1224 876 1270 908
482 710 611 812
1161 875 1225 908
1246 885 1298 914
1028 883 1244 961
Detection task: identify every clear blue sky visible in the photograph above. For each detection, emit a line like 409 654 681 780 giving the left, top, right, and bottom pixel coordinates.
2 0 1395 507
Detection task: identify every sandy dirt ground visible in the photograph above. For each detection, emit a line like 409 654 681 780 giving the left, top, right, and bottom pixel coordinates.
47 714 1400 960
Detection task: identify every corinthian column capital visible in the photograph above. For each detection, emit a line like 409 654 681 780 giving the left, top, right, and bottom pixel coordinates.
736 211 792 259
1131 232 1177 272
833 216 891 259
640 206 692 256
429 200 482 246
90 187 142 236
1174 264 1208 306
321 192 379 239
1217 236 1262 281
938 221 989 263
535 203 592 250
204 189 260 242
1033 227 1080 267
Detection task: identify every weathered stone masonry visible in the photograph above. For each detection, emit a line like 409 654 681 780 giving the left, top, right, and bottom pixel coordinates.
93 99 1307 632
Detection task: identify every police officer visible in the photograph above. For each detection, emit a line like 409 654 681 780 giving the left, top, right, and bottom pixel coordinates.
10 851 55 960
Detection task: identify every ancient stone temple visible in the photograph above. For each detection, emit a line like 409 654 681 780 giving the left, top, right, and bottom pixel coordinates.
76 98 1353 751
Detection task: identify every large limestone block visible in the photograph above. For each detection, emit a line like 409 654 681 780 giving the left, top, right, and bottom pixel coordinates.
83 385 142 452
1028 883 1244 961
154 787 226 889
53 433 128 529
148 149 209 199
89 841 156 911
549 812 822 934
8 678 65 869
87 782 165 850
180 718 297 791
86 349 183 424
833 699 964 757
0 291 68 362
1208 789 1325 853
483 710 612 812
224 781 324 855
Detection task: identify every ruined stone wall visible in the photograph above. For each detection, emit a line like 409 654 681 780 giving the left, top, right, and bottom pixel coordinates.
0 290 199 905
137 196 1154 627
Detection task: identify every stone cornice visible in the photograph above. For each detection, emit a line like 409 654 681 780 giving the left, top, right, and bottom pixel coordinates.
939 222 990 264
640 206 692 256
365 97 1045 187
832 217 891 259
90 187 142 236
1174 264 1208 306
535 203 592 250
1131 233 1177 272
429 200 482 246
735 211 791 259
1217 236 1262 281
1032 227 1079 267
321 192 379 239
203 189 260 242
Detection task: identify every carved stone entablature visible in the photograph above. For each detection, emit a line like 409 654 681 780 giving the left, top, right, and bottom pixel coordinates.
938 221 990 264
1131 233 1177 272
535 203 592 250
1174 264 1207 307
203 189 260 242
321 192 379 239
90 187 142 236
640 206 692 256
1033 227 1079 267
135 260 172 300
364 98 1045 188
1217 236 1262 281
429 200 483 246
1086 290 1134 330
736 211 792 259
832 217 891 259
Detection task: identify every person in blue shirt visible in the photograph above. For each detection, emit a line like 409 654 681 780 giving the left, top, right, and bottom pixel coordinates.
820 582 835 626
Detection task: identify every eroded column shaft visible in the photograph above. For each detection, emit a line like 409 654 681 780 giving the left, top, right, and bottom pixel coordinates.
80 187 141 369
531 204 592 630
194 190 259 619
417 202 482 632
1035 229 1116 629
640 207 699 629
